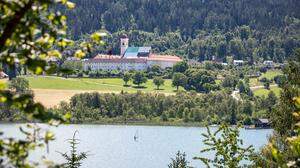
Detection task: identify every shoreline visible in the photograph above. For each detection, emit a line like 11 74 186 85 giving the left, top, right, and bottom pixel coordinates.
0 121 273 130
0 120 205 127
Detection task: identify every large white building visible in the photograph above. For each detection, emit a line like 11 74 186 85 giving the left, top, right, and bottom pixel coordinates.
83 35 182 71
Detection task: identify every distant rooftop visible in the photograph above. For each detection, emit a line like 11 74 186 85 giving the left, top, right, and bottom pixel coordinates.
120 34 128 38
123 47 151 58
233 60 244 63
88 53 182 63
258 119 269 124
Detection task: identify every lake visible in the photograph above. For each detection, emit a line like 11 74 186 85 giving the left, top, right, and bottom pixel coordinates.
1 124 273 168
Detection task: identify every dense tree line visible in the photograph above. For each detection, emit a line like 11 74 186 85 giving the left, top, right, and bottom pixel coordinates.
58 0 300 62
51 90 277 125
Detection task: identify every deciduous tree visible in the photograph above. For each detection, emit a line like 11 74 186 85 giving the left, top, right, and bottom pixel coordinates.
153 76 165 90
123 72 131 86
172 73 187 91
132 71 147 87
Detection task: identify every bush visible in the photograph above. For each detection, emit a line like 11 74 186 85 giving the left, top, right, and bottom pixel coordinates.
259 66 268 73
88 71 97 78
274 75 286 87
77 71 83 78
259 77 268 83
243 117 252 125
264 80 271 90
8 77 31 94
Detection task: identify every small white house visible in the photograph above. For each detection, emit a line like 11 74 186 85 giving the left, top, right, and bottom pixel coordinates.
263 61 274 68
233 60 244 66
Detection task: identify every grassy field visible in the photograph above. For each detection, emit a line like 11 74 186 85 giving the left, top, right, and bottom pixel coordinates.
260 69 282 80
251 70 282 97
26 76 182 94
21 76 182 107
253 85 281 97
1 70 282 107
249 70 282 87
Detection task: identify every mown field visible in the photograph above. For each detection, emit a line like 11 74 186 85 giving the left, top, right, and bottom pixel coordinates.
26 70 282 91
253 86 281 97
26 76 182 94
249 70 282 86
250 70 282 97
0 69 282 107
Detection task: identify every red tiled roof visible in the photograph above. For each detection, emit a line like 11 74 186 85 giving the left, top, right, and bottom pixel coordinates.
86 54 182 64
93 54 120 59
86 54 147 63
148 54 182 62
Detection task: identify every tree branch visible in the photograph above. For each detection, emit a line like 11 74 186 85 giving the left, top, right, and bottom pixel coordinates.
0 0 34 51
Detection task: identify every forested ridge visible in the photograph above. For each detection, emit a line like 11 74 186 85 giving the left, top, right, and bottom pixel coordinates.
59 0 300 62
63 0 299 37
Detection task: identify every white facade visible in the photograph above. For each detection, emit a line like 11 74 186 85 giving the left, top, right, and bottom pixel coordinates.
233 60 244 66
83 56 180 72
84 59 148 71
263 61 274 67
120 37 129 56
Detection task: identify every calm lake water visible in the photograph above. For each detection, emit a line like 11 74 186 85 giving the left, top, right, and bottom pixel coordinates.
1 124 272 168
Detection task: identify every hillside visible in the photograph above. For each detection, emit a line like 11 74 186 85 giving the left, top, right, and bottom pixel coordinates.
59 0 300 62
63 0 299 37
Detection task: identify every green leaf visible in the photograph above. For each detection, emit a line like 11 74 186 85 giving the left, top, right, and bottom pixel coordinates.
45 131 55 142
90 32 107 43
74 50 86 58
66 2 76 9
47 50 62 58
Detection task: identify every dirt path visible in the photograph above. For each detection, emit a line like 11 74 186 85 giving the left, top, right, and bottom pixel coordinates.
33 89 120 108
33 89 176 108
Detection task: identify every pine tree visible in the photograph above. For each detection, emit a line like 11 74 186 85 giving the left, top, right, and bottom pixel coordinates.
168 151 189 168
60 131 88 168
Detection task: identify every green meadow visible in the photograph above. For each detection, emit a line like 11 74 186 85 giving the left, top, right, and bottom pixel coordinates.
253 86 281 97
249 70 283 87
9 69 283 97
260 69 283 80
26 76 183 94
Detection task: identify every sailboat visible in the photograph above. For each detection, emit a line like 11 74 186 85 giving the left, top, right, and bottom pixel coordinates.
134 130 139 141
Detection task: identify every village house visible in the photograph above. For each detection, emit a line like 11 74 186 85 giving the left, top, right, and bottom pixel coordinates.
233 60 244 66
83 35 182 71
263 60 274 68
254 119 271 129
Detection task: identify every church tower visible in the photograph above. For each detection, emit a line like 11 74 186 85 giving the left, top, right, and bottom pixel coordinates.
120 34 129 57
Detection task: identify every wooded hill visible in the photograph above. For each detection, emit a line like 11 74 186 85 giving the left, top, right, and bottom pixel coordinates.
59 0 300 62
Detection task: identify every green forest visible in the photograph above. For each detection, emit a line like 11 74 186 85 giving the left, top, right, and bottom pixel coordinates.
50 90 276 125
58 0 300 62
